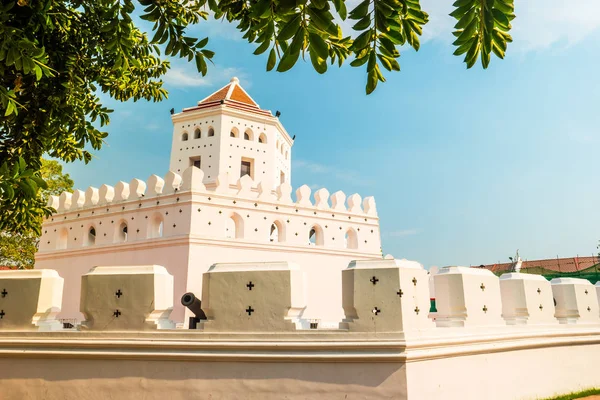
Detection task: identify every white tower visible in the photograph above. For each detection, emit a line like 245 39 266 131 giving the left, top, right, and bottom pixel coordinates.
169 77 293 188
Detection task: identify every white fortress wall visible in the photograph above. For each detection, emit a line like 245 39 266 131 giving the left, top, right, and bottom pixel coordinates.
3 260 600 399
36 167 381 322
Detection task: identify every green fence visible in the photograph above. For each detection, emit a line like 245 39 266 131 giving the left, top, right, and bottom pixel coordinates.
493 264 600 285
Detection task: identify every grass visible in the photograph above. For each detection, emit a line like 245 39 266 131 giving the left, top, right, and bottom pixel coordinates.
541 388 600 400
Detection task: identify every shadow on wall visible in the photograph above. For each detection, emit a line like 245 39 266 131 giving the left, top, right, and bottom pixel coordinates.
0 359 406 399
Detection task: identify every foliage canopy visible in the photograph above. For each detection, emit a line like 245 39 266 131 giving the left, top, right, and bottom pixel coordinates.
0 159 73 268
0 0 515 235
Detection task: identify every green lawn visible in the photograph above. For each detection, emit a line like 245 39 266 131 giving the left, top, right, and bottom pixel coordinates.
541 388 600 400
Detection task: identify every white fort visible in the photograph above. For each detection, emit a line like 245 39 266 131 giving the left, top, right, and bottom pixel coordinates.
4 77 600 400
36 77 383 324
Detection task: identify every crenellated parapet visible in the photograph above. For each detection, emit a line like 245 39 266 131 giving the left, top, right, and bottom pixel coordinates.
39 166 381 254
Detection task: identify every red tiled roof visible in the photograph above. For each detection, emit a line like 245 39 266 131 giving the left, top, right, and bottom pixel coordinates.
183 77 271 117
229 85 257 106
0 266 15 270
474 256 600 274
201 84 232 103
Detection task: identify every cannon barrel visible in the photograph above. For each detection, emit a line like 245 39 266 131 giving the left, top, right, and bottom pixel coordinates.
181 292 206 320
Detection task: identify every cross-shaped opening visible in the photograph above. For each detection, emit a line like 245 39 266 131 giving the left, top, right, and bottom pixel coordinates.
414 306 420 315
1 289 6 298
370 276 379 285
246 306 254 316
585 290 589 295
480 283 486 291
372 307 381 315
115 289 123 298
482 305 488 313
246 281 255 290
539 304 543 311
537 288 541 294
0 310 4 319
412 277 417 286
397 289 403 297
587 306 591 312
113 310 121 318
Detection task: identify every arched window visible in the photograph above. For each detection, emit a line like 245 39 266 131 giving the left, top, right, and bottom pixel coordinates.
276 140 280 150
57 228 68 250
244 129 253 141
208 127 215 137
230 127 239 138
225 213 244 239
258 133 267 144
116 221 128 243
194 128 201 139
280 144 284 155
85 226 96 246
182 132 189 141
285 150 289 160
308 225 324 246
149 214 164 238
270 221 285 242
344 228 358 249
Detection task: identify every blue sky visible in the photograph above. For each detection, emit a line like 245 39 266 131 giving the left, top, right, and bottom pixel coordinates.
63 0 600 268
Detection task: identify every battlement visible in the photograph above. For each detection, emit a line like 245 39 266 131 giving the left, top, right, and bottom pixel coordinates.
39 166 380 255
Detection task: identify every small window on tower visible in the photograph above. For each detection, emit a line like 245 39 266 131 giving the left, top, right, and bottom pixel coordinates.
240 158 253 179
190 156 201 169
280 171 285 184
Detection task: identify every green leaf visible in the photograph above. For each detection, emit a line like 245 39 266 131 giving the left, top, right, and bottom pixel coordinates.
267 48 277 71
352 29 373 51
254 40 271 55
454 17 478 46
492 9 510 30
195 54 208 76
366 67 378 94
332 0 348 20
309 50 328 73
307 7 338 36
277 31 304 72
278 14 301 41
349 0 370 20
367 50 376 71
309 32 329 59
350 53 369 67
353 15 371 31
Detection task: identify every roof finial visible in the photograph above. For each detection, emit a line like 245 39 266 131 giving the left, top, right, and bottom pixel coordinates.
230 76 240 84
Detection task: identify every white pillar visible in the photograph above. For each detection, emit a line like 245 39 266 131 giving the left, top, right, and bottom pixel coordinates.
434 266 504 328
80 265 174 330
552 278 600 324
201 262 305 332
0 269 63 331
340 259 434 336
500 273 557 325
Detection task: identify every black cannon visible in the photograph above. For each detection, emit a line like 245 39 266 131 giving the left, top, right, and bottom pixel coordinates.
181 292 206 329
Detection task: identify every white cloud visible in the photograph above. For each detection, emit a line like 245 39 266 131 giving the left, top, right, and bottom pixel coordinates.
419 0 600 51
511 0 600 51
163 61 250 90
144 122 161 131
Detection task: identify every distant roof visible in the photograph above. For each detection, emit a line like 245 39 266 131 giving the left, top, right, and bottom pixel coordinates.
0 266 15 270
182 77 272 117
474 256 600 274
